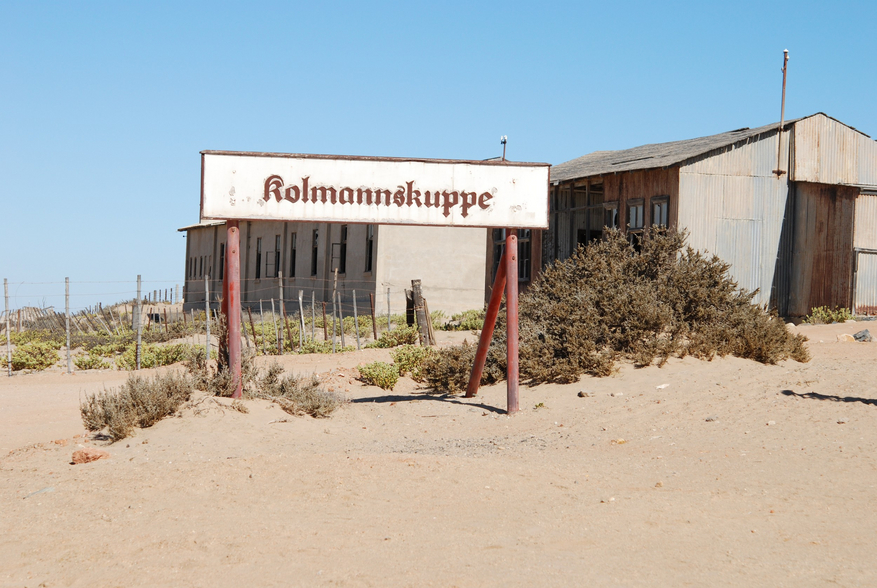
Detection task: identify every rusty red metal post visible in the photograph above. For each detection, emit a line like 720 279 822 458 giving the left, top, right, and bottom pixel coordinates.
505 231 519 414
225 220 243 398
466 251 507 398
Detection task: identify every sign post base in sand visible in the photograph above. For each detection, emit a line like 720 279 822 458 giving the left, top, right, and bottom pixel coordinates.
465 231 519 414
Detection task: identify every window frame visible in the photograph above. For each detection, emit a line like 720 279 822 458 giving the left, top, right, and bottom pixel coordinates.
255 237 262 280
651 196 669 228
364 225 375 273
289 232 297 278
310 229 319 276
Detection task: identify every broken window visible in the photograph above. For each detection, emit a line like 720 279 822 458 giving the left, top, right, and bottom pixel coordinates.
493 229 531 282
651 196 669 227
627 199 645 250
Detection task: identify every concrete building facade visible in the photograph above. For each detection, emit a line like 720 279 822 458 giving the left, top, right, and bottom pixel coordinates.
180 220 487 317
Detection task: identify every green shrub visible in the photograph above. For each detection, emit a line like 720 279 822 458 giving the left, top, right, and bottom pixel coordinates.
1 342 59 371
390 344 433 382
296 339 354 354
80 371 193 442
365 326 419 348
117 343 194 370
804 306 854 324
442 309 485 331
74 354 111 370
358 361 400 390
10 329 64 349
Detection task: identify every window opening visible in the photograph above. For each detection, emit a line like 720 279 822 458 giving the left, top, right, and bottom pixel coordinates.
311 229 319 276
289 232 297 277
255 238 262 280
627 199 645 250
365 225 375 273
339 225 348 274
219 244 225 280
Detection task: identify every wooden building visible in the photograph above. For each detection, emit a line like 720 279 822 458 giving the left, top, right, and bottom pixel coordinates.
544 113 877 317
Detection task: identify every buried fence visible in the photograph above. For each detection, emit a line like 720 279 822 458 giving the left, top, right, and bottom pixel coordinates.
3 276 446 375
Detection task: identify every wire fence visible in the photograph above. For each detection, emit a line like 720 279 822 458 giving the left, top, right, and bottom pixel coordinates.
2 275 452 375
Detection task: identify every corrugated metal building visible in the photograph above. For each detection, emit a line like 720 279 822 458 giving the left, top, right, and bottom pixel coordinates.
546 113 877 317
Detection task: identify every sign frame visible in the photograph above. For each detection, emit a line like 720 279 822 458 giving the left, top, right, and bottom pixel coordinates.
200 150 551 230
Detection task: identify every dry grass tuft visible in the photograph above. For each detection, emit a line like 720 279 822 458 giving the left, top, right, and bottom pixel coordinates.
80 371 193 442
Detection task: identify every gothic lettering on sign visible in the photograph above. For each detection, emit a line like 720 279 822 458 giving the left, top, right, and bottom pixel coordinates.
262 176 494 218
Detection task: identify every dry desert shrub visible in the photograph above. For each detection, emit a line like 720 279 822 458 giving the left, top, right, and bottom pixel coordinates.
247 362 344 418
421 340 505 394
423 228 809 391
80 371 193 442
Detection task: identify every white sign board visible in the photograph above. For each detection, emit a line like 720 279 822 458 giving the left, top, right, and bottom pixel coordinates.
200 151 550 229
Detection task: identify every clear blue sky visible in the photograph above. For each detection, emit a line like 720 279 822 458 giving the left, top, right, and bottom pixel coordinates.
2 0 875 310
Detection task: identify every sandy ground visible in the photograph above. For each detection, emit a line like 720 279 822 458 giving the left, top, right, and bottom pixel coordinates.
2 323 877 587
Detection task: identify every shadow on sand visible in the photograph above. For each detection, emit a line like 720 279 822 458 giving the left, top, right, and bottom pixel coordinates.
351 393 505 414
781 389 877 406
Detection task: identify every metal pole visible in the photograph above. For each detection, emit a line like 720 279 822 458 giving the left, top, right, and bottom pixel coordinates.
278 270 284 354
271 298 279 353
466 253 507 398
175 284 180 305
369 292 377 341
65 278 72 374
775 49 790 176
226 220 242 398
204 274 210 363
386 287 392 331
136 275 142 370
311 291 316 340
505 231 519 414
332 269 338 352
352 290 362 350
298 290 305 349
4 279 11 376
338 291 346 349
259 300 266 355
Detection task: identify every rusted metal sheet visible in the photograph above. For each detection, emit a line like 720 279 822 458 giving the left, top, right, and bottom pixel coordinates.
787 183 857 316
854 251 877 315
791 114 876 186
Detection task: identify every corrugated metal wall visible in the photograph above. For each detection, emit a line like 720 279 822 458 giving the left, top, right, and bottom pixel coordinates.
679 130 790 306
792 114 877 187
853 193 877 314
787 183 857 316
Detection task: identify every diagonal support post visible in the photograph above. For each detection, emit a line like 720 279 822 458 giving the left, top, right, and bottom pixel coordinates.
466 229 521 417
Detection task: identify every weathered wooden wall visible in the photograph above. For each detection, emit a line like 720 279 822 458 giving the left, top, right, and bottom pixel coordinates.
787 182 858 316
602 167 680 228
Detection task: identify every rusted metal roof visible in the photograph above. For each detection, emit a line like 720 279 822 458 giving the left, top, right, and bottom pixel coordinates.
551 118 806 183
